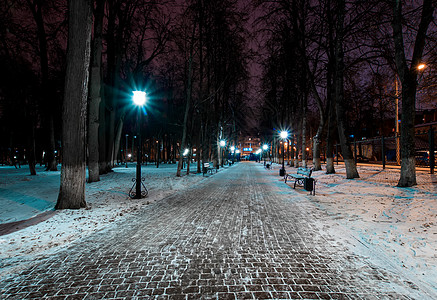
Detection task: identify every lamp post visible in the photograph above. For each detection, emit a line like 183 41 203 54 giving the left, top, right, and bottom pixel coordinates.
130 91 147 199
220 139 226 167
255 149 262 162
262 144 268 165
230 146 235 164
279 131 289 176
132 136 136 161
183 148 189 169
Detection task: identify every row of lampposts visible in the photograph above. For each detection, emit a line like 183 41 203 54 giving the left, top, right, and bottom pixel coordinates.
127 87 291 199
256 130 290 176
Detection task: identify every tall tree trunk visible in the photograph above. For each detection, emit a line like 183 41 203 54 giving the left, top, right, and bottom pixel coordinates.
103 0 118 173
26 105 37 176
301 95 307 168
325 90 336 174
56 0 92 209
98 89 107 175
325 0 336 175
294 133 299 167
392 0 433 187
177 25 195 177
334 0 358 179
113 115 125 166
46 118 58 171
27 0 57 171
87 0 105 183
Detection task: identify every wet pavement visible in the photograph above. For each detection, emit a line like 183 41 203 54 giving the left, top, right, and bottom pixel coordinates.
0 162 429 299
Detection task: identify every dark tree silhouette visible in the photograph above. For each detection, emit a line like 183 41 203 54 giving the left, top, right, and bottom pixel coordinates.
56 0 92 209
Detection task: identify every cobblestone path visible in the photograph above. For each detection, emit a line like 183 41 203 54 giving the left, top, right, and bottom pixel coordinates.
0 162 429 299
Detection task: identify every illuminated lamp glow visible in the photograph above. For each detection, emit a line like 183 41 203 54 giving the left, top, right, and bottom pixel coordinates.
133 91 146 106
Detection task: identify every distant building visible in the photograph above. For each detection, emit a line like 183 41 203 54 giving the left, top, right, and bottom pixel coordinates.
237 137 261 158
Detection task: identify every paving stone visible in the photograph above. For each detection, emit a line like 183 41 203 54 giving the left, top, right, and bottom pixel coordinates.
0 163 433 299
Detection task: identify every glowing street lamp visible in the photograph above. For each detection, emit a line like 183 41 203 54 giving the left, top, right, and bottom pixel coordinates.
262 144 269 165
279 131 289 176
129 91 148 199
219 139 226 167
230 146 235 163
133 91 146 106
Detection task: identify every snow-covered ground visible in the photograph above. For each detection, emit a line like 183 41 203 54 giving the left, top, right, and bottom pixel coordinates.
0 161 436 294
279 162 437 293
0 163 206 277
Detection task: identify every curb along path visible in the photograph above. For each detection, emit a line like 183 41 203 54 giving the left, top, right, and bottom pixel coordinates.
0 162 429 299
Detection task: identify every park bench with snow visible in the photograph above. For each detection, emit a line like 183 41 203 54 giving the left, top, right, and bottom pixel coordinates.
284 167 316 195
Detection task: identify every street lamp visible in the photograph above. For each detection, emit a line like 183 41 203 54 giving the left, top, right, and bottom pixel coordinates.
219 139 226 167
129 90 148 199
262 144 268 165
132 136 136 161
279 131 289 176
183 148 189 169
230 146 235 163
255 149 262 162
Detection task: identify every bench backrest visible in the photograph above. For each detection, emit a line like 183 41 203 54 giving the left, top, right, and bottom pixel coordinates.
297 167 312 177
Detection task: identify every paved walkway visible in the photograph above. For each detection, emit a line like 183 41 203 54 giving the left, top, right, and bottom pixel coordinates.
0 163 430 299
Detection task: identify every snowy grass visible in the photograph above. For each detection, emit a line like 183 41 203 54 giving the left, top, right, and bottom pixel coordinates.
0 163 206 277
272 162 437 292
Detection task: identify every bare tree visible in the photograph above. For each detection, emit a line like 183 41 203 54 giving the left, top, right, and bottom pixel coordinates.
56 0 92 209
25 0 60 171
177 22 196 177
334 0 359 179
87 0 105 183
392 0 434 187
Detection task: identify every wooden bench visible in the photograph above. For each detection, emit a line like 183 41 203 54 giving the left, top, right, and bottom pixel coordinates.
284 167 316 195
203 162 216 177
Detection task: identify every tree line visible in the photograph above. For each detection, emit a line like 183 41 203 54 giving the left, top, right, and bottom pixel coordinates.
255 0 435 187
1 0 436 209
0 0 251 208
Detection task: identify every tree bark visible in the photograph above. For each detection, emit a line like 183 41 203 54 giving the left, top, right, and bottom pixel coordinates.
87 0 105 183
334 0 358 179
56 0 92 209
325 91 336 174
392 0 433 187
177 24 195 177
325 0 336 175
301 95 307 168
